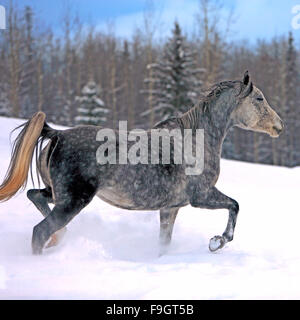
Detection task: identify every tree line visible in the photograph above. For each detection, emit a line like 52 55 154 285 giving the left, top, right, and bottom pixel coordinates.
0 1 299 167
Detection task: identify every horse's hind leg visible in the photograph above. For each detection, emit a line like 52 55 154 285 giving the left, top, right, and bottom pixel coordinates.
31 179 97 255
27 187 66 248
27 188 52 217
159 207 180 256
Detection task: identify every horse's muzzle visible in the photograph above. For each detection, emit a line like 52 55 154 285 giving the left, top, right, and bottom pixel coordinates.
270 119 284 137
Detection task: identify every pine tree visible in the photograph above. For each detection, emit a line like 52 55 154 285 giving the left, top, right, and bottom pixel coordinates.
0 82 10 117
142 21 204 121
20 6 36 119
48 76 72 126
75 81 109 126
284 32 298 166
57 96 72 126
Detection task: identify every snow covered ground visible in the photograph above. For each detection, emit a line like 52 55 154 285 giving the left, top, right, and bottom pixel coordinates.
0 116 300 299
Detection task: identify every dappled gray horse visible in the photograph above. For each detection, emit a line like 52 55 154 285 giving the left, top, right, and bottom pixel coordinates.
0 71 283 255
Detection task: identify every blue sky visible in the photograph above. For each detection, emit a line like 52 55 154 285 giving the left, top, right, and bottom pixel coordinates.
1 0 300 43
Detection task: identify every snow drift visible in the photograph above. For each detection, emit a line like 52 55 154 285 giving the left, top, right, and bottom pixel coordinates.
0 116 300 299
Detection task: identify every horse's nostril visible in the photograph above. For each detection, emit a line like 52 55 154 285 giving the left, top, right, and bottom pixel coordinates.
273 126 282 135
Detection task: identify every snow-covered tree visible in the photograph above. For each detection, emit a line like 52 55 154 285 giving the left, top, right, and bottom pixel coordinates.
47 86 72 126
57 98 72 126
75 81 109 126
283 32 299 166
0 83 10 117
142 21 204 121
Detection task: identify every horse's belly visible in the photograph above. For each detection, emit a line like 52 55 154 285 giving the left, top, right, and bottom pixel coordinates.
96 183 188 211
96 187 138 210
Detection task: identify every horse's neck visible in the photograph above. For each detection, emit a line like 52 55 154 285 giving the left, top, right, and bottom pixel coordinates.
180 98 234 174
181 102 231 144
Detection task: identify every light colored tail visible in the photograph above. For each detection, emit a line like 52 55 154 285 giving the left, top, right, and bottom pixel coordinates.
0 112 46 202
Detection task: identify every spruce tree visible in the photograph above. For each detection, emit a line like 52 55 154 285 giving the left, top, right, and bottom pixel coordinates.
75 81 109 126
58 97 71 126
142 21 204 121
48 86 72 126
284 32 298 166
0 83 10 117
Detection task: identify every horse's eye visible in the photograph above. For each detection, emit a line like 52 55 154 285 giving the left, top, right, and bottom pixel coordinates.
257 97 263 102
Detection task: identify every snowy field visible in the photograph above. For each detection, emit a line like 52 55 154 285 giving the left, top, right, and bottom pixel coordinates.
0 116 300 299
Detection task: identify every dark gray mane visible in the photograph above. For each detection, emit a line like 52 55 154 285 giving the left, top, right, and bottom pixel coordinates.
180 79 253 130
201 79 253 113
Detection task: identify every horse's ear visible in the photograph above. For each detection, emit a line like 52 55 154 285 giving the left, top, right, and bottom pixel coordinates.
243 70 250 85
240 70 253 98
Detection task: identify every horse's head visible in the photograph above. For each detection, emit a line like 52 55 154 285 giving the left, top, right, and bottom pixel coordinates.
232 71 283 138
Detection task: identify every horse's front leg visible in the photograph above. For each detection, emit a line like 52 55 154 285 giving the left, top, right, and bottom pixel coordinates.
159 207 180 256
190 187 239 252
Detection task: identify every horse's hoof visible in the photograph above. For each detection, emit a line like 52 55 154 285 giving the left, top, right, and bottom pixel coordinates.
46 227 67 248
209 235 226 252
